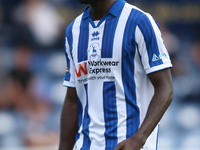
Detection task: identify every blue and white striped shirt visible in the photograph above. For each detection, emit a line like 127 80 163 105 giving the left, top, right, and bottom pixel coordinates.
63 0 172 149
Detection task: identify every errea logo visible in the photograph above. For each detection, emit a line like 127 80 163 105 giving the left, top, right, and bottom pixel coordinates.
91 31 100 41
92 31 99 37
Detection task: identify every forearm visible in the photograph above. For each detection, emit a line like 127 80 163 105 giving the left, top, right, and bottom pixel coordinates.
59 89 79 150
133 87 173 144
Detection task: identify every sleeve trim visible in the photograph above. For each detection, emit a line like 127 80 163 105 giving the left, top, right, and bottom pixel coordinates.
145 62 172 74
63 80 76 88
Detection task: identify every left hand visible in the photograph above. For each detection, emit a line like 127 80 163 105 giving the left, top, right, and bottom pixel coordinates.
113 133 145 150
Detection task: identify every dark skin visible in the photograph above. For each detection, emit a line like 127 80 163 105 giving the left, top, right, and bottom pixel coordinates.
59 87 78 150
59 0 173 149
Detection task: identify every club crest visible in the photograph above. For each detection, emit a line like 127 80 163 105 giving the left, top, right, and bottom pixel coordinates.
88 42 101 59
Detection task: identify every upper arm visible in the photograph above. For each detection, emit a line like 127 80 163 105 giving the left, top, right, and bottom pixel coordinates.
65 87 78 104
148 68 173 98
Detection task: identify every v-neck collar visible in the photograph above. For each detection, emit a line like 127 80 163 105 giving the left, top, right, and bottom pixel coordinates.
82 0 126 28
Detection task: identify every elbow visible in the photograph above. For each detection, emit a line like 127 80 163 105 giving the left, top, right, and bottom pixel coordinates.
167 85 173 106
156 84 173 107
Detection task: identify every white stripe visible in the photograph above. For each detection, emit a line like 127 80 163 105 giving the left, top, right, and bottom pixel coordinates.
87 21 105 60
75 85 87 150
134 48 147 127
88 21 106 149
135 26 151 73
72 13 83 64
88 81 105 149
112 3 132 143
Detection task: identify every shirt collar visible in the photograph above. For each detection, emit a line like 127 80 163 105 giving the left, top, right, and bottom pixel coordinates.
82 0 126 19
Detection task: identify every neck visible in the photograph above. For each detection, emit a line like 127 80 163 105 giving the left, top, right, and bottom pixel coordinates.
89 0 117 20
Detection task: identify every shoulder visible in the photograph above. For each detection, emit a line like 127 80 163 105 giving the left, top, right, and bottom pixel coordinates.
65 12 84 37
125 3 155 26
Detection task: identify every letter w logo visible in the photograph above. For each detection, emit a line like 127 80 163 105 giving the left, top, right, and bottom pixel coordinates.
75 62 88 77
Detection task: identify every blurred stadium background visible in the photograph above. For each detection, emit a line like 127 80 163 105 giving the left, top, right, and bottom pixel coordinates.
0 0 200 150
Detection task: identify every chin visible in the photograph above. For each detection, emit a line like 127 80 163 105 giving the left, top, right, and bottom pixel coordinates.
78 0 98 4
78 0 91 4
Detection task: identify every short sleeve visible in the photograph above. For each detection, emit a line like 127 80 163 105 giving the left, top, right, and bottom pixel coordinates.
135 13 172 74
63 36 76 87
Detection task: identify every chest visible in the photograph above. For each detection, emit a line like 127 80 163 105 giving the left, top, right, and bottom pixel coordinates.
71 19 137 65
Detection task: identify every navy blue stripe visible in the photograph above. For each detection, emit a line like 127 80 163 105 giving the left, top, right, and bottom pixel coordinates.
78 19 89 62
64 21 75 81
101 12 122 58
64 49 70 81
80 84 91 150
138 14 163 67
136 43 142 62
122 9 141 138
103 82 118 150
76 96 83 141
